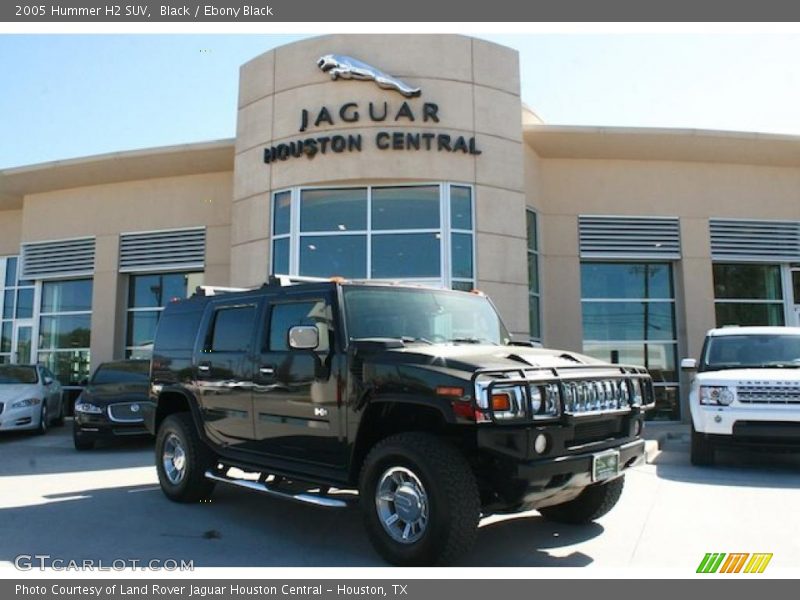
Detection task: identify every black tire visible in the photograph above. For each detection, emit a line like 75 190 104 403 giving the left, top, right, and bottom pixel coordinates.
358 432 480 566
539 476 625 525
691 425 715 466
73 427 95 451
155 412 216 503
35 403 48 435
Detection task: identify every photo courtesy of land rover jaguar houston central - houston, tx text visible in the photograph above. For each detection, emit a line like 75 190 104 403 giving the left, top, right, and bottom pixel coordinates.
143 277 654 566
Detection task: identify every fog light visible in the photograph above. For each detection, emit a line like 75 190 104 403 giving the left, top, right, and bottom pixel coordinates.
533 433 548 454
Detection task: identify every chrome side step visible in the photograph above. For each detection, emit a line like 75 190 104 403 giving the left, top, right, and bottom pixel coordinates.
204 470 350 508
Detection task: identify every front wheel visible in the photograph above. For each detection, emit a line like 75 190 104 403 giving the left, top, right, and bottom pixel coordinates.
359 432 480 566
35 403 48 435
155 412 217 503
690 425 715 466
539 476 625 524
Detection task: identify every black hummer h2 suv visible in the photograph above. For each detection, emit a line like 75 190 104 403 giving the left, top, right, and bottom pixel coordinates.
145 278 653 566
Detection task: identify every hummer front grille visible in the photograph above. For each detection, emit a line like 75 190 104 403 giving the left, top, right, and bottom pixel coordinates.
562 379 632 415
737 384 800 405
472 364 652 424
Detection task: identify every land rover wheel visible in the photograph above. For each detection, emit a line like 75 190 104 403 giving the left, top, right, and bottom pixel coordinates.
359 432 480 566
156 412 216 502
691 425 715 466
539 476 625 524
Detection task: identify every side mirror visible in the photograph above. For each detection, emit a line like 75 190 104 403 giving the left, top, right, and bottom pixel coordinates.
43 376 53 385
288 325 319 350
680 358 697 371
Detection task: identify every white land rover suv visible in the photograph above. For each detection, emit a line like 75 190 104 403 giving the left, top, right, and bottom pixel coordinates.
682 326 800 466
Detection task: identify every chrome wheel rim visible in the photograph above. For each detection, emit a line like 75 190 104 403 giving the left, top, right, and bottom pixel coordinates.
375 466 429 544
162 433 187 485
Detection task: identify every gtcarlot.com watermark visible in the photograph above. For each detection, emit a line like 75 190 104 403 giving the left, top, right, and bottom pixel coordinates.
14 554 194 571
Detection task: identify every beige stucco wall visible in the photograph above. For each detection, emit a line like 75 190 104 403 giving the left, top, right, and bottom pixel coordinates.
537 158 800 357
232 34 531 334
0 210 22 255
21 171 233 365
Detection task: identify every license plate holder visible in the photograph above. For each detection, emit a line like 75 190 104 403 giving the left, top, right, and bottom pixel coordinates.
592 450 620 482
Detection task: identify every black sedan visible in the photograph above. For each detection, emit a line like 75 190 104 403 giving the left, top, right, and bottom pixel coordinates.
73 359 153 450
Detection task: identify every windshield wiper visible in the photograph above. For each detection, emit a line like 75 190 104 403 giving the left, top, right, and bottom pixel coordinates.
448 337 497 345
756 362 800 369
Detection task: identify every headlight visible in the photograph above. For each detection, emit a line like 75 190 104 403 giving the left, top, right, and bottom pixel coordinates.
630 380 643 406
699 386 735 406
10 398 40 409
74 400 103 414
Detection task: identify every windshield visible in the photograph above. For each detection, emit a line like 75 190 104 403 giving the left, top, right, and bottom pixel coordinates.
343 286 510 345
0 365 38 384
703 334 800 370
91 362 149 385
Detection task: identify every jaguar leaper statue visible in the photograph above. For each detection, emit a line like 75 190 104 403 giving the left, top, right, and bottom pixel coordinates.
317 54 421 98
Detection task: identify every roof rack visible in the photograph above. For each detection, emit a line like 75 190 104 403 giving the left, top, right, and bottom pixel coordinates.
268 275 339 287
195 285 254 296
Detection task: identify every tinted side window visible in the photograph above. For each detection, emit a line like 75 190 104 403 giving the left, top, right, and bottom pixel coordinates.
154 310 204 351
209 305 257 352
268 301 331 352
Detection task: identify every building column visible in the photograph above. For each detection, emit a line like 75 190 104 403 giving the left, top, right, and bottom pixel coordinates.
89 234 122 367
676 217 716 421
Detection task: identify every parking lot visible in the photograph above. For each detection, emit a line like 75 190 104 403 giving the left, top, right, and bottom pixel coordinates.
0 421 798 569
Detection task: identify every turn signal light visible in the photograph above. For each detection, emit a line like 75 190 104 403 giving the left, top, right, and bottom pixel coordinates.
491 392 512 412
436 386 464 398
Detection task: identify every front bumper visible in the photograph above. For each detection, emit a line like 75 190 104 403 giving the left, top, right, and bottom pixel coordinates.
73 412 150 439
692 405 800 448
0 404 39 431
478 427 645 512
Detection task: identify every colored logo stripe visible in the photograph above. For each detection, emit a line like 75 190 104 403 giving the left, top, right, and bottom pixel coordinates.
697 553 726 573
697 552 772 574
744 553 773 573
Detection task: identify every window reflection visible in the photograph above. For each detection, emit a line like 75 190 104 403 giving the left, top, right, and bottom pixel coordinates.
581 262 678 420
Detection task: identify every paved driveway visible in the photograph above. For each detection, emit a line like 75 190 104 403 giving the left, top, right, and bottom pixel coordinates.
0 422 798 569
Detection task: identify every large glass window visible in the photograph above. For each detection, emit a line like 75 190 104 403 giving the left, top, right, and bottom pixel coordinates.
271 184 474 290
0 257 35 363
126 272 203 358
526 210 541 340
713 264 785 326
581 262 679 420
37 278 93 386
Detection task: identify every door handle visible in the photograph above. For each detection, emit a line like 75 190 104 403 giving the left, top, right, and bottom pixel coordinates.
259 366 275 375
197 362 211 373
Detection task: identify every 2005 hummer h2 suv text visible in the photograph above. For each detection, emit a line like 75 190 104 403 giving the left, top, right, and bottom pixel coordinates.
145 278 653 565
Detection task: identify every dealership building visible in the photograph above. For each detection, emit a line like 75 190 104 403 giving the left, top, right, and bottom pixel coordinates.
1 34 800 420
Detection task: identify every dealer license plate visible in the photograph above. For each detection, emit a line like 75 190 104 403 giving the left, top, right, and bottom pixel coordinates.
592 450 620 482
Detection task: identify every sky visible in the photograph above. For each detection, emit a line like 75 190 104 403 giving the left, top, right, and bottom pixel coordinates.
2 33 800 169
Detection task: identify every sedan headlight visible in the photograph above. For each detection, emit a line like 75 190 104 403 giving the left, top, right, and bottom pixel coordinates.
699 385 735 406
10 398 41 409
74 400 103 414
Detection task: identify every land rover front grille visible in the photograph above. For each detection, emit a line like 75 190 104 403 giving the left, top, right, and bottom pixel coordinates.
562 379 631 414
737 384 800 405
108 402 145 422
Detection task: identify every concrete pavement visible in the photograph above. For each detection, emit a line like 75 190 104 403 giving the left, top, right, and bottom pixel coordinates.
0 420 797 569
